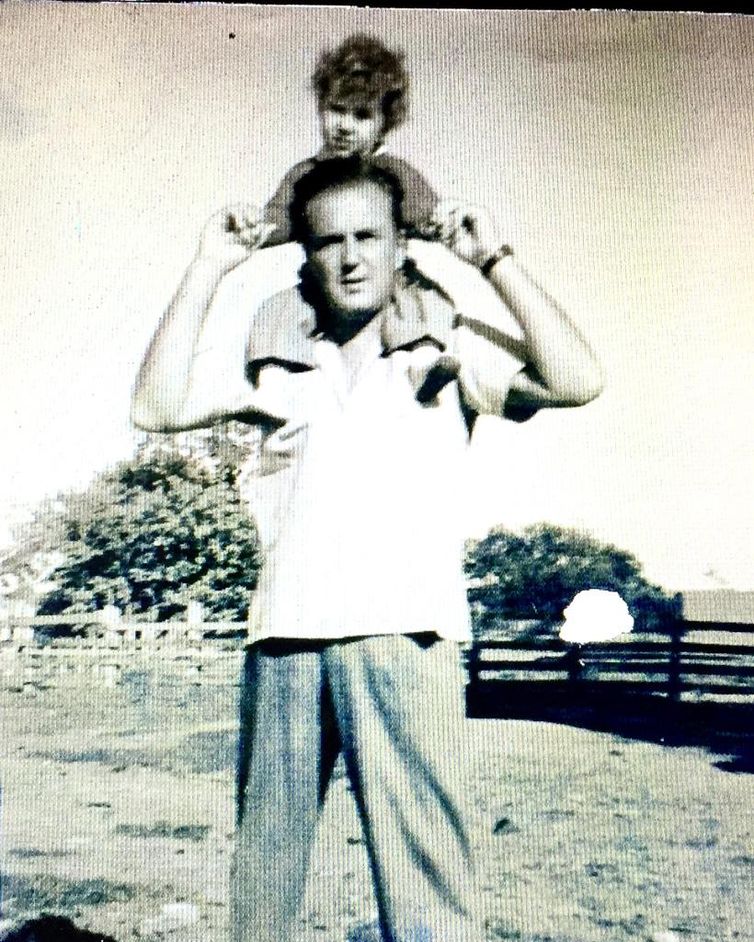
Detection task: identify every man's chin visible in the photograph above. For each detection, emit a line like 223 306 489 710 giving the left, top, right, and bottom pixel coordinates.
337 304 380 323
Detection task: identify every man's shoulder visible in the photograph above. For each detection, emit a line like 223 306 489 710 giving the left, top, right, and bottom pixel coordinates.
246 287 318 376
253 285 314 335
255 284 296 317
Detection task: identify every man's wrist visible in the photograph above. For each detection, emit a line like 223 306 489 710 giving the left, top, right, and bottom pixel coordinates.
479 244 514 278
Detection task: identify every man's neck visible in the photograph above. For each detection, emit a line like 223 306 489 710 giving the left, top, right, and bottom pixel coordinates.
331 311 385 392
325 308 381 347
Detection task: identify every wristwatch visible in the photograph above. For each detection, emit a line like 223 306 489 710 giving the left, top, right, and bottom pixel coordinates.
480 244 514 278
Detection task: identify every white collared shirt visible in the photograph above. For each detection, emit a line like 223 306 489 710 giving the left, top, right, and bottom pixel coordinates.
238 319 525 644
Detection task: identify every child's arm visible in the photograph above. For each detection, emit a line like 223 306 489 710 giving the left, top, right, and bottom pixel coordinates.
261 159 314 248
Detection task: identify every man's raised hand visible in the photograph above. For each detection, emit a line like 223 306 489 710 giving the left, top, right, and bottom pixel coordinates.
430 200 502 270
196 204 276 273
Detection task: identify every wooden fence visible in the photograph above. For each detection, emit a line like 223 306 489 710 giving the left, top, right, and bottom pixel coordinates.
467 619 754 703
3 606 754 702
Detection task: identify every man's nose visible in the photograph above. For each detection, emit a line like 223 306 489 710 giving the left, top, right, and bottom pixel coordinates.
341 236 360 268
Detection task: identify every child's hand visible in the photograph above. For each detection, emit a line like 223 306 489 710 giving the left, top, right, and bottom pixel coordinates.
430 200 502 270
196 204 275 273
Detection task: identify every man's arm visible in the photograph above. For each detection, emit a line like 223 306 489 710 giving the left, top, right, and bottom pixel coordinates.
432 200 604 412
131 205 274 432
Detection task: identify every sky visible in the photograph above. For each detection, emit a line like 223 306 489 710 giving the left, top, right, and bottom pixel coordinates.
1 6 753 592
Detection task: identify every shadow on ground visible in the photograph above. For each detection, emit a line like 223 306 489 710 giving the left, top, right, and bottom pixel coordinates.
0 915 117 941
467 681 754 774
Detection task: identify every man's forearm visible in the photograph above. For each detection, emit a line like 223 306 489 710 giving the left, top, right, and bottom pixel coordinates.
485 254 604 406
131 204 272 432
130 256 226 432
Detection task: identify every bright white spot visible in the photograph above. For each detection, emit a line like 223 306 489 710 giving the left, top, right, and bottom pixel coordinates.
559 589 634 644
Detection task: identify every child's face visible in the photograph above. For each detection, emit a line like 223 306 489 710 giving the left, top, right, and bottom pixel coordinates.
319 98 386 158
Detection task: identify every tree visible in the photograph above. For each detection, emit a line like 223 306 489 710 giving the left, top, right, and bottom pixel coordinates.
22 429 261 622
465 523 678 636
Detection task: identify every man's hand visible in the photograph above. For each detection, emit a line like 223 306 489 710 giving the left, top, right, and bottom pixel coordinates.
197 204 276 274
430 200 502 269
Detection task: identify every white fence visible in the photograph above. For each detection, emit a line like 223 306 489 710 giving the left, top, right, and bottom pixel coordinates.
0 603 247 648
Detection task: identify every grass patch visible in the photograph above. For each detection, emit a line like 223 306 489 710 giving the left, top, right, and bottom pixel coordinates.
114 821 209 842
0 873 136 911
29 748 114 765
7 848 72 860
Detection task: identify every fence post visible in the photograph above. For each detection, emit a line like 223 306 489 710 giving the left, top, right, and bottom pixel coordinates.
668 616 683 703
467 640 480 689
565 643 583 687
101 604 123 648
186 601 205 645
11 601 36 646
0 610 11 644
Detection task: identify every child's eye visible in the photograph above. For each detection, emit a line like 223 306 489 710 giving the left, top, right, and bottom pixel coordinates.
330 104 347 115
355 108 374 121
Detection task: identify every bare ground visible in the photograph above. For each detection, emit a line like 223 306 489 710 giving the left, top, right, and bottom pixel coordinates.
0 661 752 942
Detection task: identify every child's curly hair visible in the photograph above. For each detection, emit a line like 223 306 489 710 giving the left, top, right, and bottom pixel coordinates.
312 34 408 134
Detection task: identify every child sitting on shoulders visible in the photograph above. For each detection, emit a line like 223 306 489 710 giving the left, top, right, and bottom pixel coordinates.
263 34 438 246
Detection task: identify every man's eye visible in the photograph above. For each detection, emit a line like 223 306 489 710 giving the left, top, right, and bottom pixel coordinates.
356 231 376 242
355 109 374 121
330 104 347 115
310 236 339 251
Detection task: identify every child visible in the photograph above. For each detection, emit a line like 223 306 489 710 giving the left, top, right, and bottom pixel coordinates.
262 34 439 246
244 34 473 385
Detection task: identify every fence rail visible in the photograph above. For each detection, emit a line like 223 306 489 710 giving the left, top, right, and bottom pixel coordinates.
468 620 754 703
0 611 247 644
3 610 754 702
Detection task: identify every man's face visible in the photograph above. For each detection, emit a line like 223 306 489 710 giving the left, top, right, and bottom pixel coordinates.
304 181 402 325
319 98 385 158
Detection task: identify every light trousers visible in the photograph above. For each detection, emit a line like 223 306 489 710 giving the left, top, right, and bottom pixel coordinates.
229 634 483 942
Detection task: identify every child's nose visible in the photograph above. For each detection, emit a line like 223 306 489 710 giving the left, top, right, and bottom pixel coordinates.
337 111 356 132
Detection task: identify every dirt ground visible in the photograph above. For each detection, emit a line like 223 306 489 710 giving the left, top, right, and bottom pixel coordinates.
0 658 752 942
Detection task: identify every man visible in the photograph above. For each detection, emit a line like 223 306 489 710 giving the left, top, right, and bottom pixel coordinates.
131 157 603 942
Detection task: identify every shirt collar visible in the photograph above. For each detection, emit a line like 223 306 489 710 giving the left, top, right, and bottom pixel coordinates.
246 266 456 384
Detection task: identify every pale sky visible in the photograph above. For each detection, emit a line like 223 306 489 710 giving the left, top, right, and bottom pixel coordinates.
1 6 752 592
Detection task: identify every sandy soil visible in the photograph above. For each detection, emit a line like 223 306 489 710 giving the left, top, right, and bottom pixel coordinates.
0 659 752 942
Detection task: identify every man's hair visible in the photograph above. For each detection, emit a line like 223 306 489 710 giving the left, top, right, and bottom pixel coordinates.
312 34 408 134
289 156 405 245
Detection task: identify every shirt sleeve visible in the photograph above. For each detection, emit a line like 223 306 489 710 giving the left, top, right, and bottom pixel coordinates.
453 315 531 419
